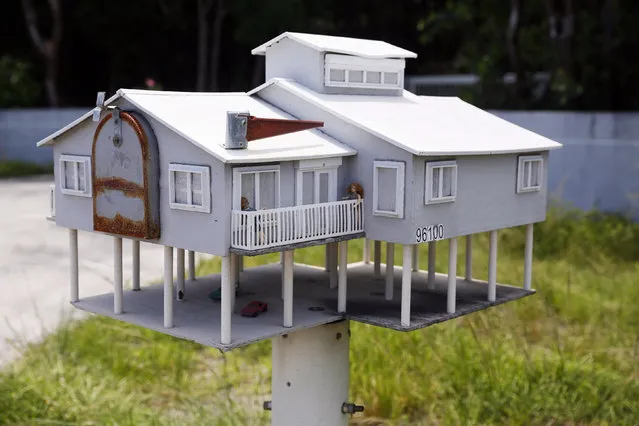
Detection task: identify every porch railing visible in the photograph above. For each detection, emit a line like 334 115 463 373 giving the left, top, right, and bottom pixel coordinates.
231 199 364 250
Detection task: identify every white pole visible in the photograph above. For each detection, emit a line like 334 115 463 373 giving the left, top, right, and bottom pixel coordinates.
524 224 534 290
220 255 231 345
283 250 294 328
488 230 498 302
329 242 338 289
271 321 350 426
465 234 472 281
69 229 79 303
411 244 419 272
402 244 413 327
132 239 140 291
338 241 348 313
176 248 185 301
230 253 238 313
163 246 173 328
325 245 330 271
188 250 196 281
373 240 381 277
447 238 457 314
427 241 436 290
363 238 370 264
113 237 123 315
385 242 394 300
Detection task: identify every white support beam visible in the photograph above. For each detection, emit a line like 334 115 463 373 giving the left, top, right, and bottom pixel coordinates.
524 224 534 290
524 223 534 290
402 244 413 327
385 242 394 300
325 245 330 271
220 255 231 345
176 248 185 301
363 239 371 264
373 240 381 277
188 250 196 281
447 238 457 314
427 241 436 290
69 229 79 303
329 243 338 289
283 250 294 328
230 253 238 313
338 241 348 313
132 239 140 291
163 246 173 328
113 237 123 315
412 244 419 272
465 235 472 281
488 230 498 302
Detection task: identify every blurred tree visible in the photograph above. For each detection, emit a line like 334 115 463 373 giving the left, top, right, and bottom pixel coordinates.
20 0 62 106
0 55 40 107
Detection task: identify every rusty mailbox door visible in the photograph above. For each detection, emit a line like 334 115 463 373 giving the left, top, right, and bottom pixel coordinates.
92 111 160 240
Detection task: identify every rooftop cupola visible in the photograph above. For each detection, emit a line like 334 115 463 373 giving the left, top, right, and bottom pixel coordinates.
251 32 417 96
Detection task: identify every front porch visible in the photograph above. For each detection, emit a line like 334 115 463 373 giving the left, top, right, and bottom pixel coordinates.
230 199 364 255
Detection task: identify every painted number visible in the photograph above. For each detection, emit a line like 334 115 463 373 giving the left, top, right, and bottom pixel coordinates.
416 224 444 243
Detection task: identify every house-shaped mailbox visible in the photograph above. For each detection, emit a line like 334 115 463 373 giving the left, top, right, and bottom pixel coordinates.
38 32 562 351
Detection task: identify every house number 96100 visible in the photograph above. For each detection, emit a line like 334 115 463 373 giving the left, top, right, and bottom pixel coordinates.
416 224 444 243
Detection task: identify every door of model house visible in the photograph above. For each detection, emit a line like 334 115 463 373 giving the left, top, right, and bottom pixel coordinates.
232 165 281 246
296 163 338 238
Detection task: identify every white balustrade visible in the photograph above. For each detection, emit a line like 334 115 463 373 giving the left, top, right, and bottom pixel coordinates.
231 199 364 250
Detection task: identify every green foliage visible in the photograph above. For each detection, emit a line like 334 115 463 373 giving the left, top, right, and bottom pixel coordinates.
0 161 53 178
0 56 40 108
1 209 639 424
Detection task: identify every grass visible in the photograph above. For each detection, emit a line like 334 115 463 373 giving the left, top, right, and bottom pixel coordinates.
0 160 53 178
2 206 639 425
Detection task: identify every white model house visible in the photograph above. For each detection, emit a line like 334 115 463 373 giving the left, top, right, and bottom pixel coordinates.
38 32 561 350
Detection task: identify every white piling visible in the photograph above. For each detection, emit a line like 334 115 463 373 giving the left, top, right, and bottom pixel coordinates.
447 238 457 313
402 244 413 327
114 237 123 315
163 246 173 328
524 224 533 290
385 242 394 300
488 230 498 302
69 229 79 303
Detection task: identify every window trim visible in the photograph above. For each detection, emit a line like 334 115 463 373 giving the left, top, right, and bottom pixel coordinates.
516 155 543 194
425 160 458 205
232 165 281 210
168 163 211 213
59 154 92 197
372 160 405 218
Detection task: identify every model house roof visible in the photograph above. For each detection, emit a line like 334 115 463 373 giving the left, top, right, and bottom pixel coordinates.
249 78 562 156
36 89 356 164
251 31 417 59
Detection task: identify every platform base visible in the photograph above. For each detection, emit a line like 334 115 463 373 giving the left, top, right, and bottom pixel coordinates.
73 262 534 351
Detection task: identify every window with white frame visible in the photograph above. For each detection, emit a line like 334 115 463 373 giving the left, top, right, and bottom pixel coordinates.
59 155 91 197
324 54 404 90
168 163 211 213
373 160 405 218
517 155 543 193
232 166 280 211
425 160 457 204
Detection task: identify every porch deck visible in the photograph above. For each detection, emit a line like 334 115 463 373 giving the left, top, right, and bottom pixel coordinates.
230 199 364 255
73 262 534 351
